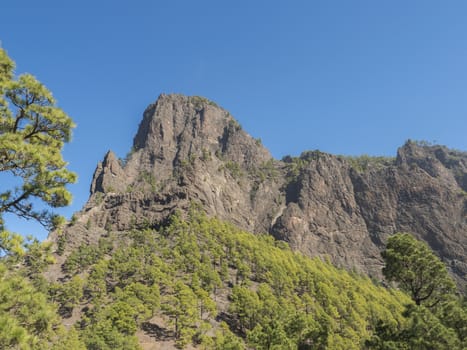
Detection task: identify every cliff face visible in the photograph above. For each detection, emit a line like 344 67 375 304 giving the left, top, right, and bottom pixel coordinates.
56 94 467 289
272 145 466 288
82 94 281 234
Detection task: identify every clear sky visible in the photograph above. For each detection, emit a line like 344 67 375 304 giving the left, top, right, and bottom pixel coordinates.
1 0 467 240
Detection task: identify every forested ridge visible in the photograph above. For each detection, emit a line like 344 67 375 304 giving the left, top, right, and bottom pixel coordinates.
0 210 465 349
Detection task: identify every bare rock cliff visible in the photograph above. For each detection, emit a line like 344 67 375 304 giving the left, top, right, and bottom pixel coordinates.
56 94 467 290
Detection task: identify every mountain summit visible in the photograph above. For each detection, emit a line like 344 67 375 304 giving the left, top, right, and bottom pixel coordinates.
54 94 467 290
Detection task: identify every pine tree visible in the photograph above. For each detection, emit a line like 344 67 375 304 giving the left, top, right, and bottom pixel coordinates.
382 233 455 307
0 48 76 231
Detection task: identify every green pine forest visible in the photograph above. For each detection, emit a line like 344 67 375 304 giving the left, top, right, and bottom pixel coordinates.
1 210 465 349
0 48 466 349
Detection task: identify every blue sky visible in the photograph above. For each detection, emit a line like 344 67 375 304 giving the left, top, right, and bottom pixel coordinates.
1 1 467 239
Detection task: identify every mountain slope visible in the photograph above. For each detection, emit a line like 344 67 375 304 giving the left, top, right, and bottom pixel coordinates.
53 212 415 349
51 94 467 290
40 211 466 349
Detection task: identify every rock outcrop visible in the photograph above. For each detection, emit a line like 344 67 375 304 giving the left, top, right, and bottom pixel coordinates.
55 94 467 290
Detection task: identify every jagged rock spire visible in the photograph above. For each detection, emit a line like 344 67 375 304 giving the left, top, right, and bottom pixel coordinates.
90 150 125 194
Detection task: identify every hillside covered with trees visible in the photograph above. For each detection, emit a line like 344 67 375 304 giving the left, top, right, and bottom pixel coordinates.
1 210 466 349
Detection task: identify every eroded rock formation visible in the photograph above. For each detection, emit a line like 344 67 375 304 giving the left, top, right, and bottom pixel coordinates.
53 94 467 290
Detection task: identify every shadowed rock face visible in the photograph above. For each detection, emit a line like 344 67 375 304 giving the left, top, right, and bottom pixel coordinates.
56 94 467 290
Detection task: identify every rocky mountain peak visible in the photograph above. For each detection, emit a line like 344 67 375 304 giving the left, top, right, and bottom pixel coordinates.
131 94 271 170
397 140 467 190
63 94 466 291
85 94 281 233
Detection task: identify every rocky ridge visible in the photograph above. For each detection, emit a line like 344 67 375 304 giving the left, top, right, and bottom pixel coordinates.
54 94 467 290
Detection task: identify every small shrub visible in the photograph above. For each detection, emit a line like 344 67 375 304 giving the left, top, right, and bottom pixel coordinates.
56 234 66 256
201 148 211 161
69 214 78 225
224 161 243 179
